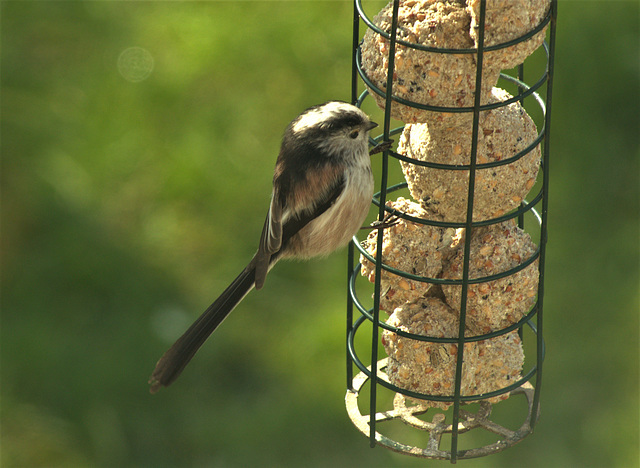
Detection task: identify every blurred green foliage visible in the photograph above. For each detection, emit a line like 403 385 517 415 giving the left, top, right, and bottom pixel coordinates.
1 1 638 467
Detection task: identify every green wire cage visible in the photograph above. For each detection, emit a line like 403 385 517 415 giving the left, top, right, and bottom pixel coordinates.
345 0 556 461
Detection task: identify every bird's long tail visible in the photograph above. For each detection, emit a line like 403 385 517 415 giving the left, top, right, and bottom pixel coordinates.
149 265 256 393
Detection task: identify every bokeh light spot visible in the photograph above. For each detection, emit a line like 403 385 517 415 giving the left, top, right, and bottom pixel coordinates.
117 47 154 82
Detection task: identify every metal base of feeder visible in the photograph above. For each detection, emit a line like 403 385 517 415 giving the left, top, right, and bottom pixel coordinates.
345 358 538 460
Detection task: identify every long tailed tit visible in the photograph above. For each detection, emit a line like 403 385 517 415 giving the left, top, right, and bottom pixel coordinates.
149 101 382 393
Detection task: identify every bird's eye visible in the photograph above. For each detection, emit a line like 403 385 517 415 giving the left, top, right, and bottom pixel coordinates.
349 130 359 139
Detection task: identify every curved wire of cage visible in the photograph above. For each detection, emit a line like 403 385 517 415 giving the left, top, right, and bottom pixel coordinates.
357 44 550 115
346 0 557 461
354 201 542 286
355 0 551 55
371 181 545 228
347 312 543 403
349 263 541 342
359 69 549 170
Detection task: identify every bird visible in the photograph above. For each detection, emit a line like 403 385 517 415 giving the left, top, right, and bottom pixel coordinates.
149 101 384 393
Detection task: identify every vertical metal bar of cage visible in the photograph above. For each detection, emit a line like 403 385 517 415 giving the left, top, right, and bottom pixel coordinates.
346 248 355 391
517 63 526 233
450 0 487 462
531 0 557 430
351 0 361 107
346 0 362 394
367 0 401 447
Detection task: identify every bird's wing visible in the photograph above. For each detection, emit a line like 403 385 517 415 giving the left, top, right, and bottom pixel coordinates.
253 171 346 289
254 197 283 289
279 174 346 247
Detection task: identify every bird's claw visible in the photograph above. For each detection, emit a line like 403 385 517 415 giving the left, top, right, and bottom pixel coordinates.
369 139 394 156
362 213 401 231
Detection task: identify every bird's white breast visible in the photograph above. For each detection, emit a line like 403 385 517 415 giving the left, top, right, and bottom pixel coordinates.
286 156 374 259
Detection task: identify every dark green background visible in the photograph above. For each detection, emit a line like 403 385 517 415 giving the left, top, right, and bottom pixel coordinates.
2 1 638 467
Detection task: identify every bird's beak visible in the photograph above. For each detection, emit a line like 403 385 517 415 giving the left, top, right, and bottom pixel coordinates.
367 121 378 131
